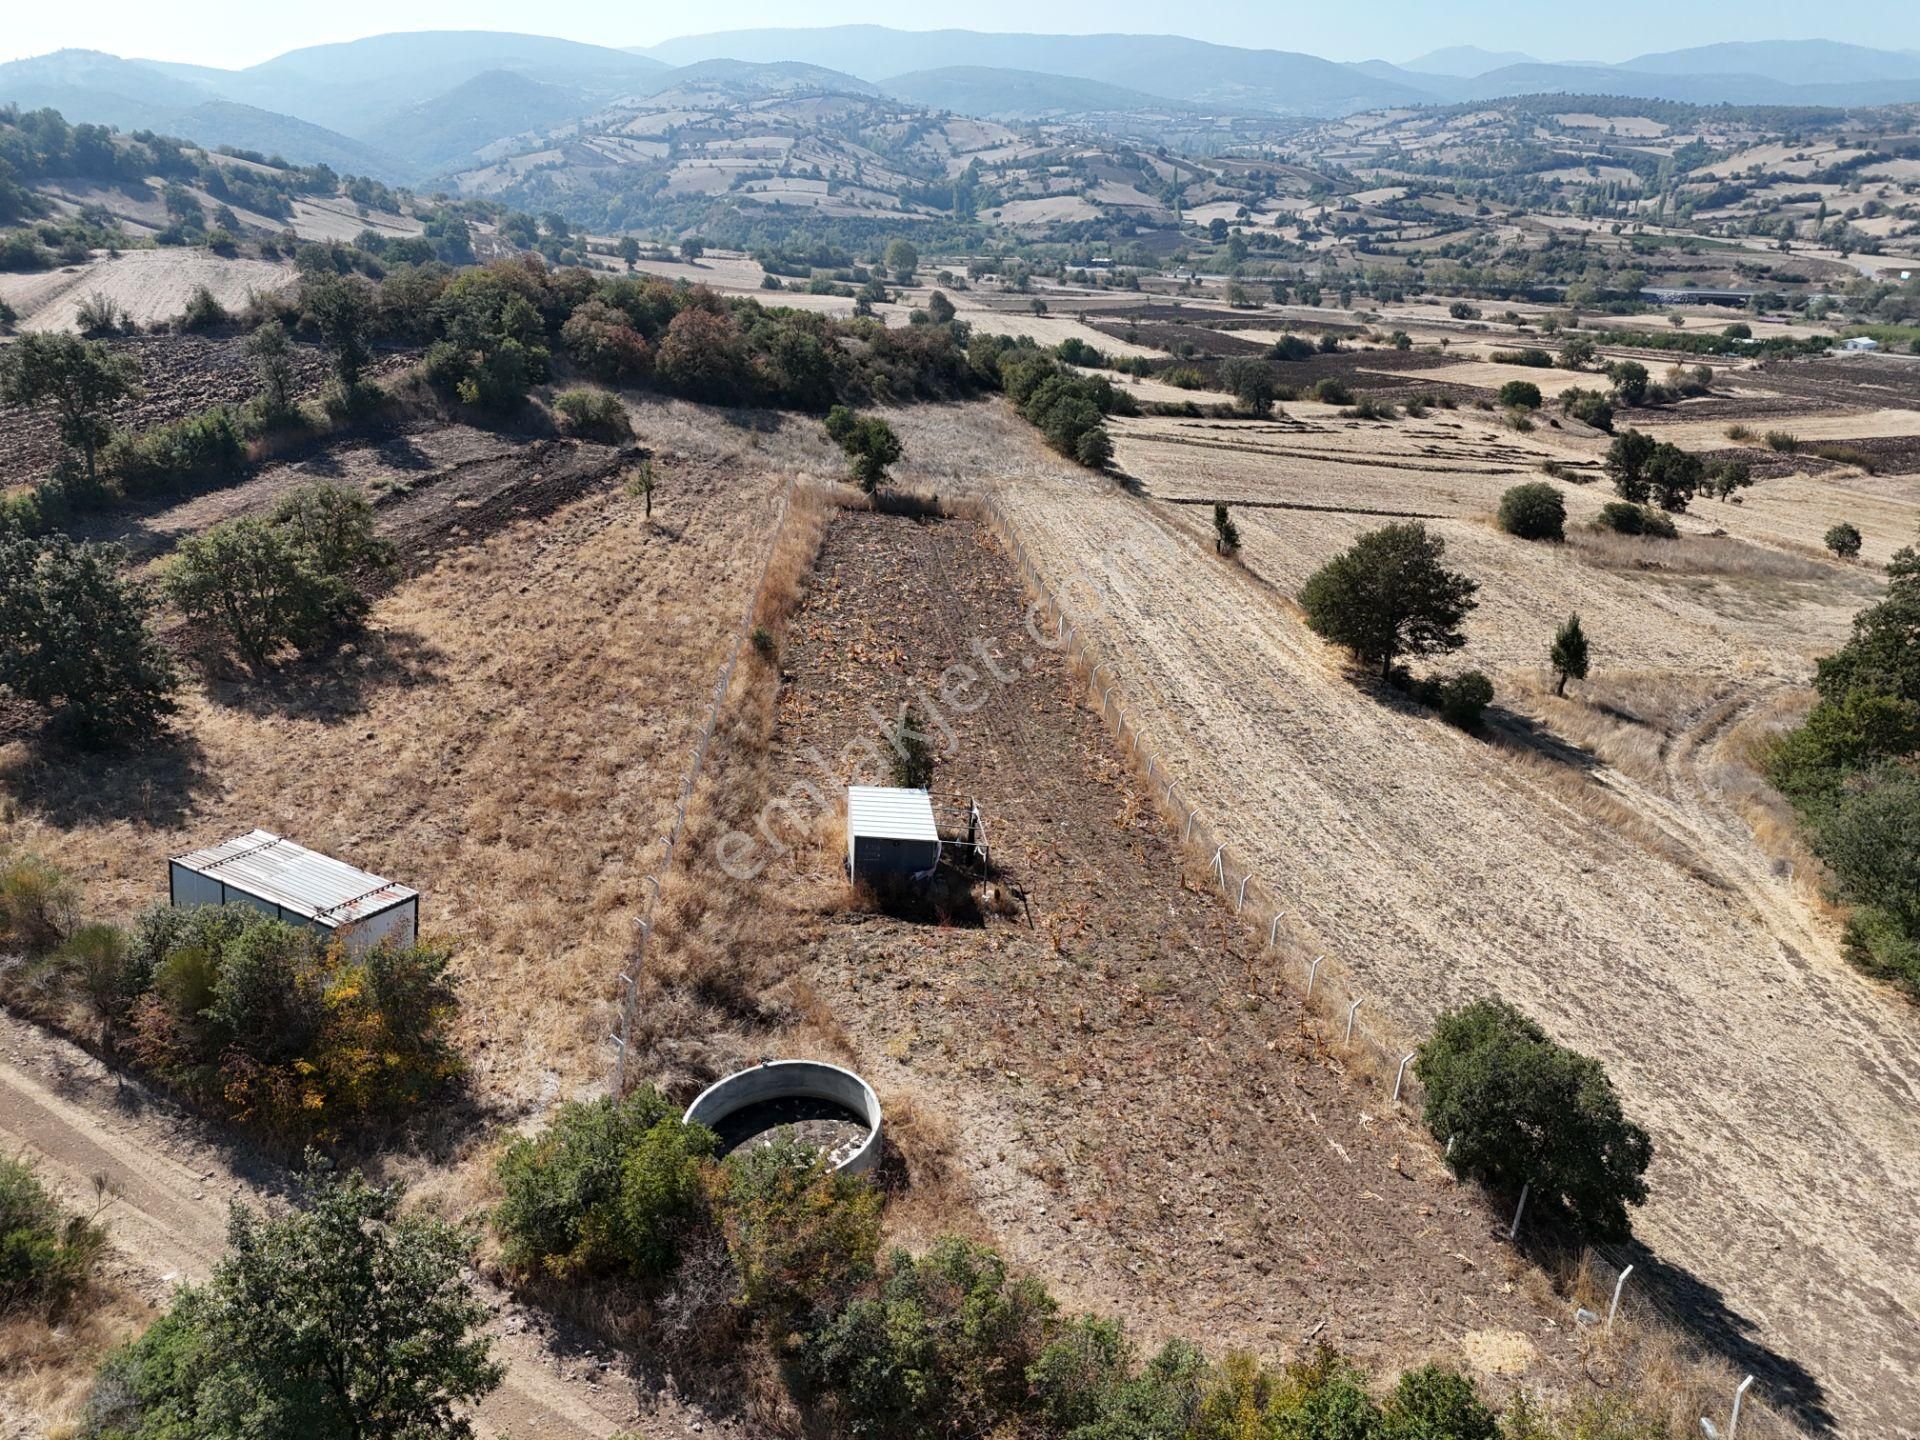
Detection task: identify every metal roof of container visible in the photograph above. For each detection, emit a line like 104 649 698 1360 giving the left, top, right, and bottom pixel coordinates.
846 786 939 843
171 830 416 925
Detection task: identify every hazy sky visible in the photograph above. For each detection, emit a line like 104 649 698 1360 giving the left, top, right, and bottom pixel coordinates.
6 0 1920 70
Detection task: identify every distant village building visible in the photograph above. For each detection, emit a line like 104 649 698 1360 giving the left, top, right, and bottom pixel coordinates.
1844 336 1881 352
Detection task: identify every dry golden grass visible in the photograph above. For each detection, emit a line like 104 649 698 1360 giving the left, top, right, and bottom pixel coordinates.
0 433 788 1116
1 1272 153 1440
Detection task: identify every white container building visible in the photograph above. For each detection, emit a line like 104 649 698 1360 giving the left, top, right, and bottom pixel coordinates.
169 830 418 955
846 786 941 881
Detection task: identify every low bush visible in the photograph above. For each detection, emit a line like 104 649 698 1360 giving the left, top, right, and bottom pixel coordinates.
105 406 247 496
1497 482 1565 542
551 387 632 443
1825 521 1864 559
1490 347 1552 367
494 1088 713 1279
1811 443 1876 474
1339 396 1396 421
1594 502 1678 539
1496 379 1542 410
1160 366 1205 390
1416 997 1653 1240
1309 377 1353 405
1053 337 1104 367
1764 429 1800 453
0 1153 103 1318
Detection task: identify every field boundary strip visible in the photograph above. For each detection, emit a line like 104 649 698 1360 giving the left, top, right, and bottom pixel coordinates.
980 490 1800 1439
1152 496 1452 520
611 469 800 1097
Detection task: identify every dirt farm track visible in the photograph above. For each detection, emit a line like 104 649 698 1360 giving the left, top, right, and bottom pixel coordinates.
879 401 1920 1438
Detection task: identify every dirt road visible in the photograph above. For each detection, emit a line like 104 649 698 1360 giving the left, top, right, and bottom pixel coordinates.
0 1010 710 1440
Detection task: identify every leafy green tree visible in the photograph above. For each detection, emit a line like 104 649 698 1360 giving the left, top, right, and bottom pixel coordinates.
1643 441 1704 512
1810 764 1920 936
1814 546 1920 705
1213 503 1241 555
679 237 705 262
1550 613 1589 697
245 319 301 429
1416 999 1652 1241
883 237 919 281
0 532 176 745
715 1137 882 1332
0 332 141 494
1826 521 1864 560
91 1163 502 1440
163 482 389 667
1556 335 1597 369
1559 387 1614 432
493 1088 684 1276
1607 359 1650 406
1707 458 1752 501
617 235 639 270
302 274 373 385
1299 523 1478 681
925 290 956 324
1496 483 1564 542
825 406 903 492
1219 357 1277 416
1604 429 1657 503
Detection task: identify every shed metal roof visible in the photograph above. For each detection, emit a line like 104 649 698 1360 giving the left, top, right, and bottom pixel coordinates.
171 830 416 926
846 786 939 844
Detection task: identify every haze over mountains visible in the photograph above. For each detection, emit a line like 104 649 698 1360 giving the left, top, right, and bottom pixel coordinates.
5 26 1920 185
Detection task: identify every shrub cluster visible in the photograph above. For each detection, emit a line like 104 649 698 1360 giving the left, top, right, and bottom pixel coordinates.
101 903 461 1142
826 405 904 492
1768 544 1920 996
973 333 1129 468
1593 502 1678 539
550 387 632 443
496 1094 1601 1440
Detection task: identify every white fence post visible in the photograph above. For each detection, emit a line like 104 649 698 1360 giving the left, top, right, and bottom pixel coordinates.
1236 873 1252 912
1393 1050 1415 1102
1606 1264 1634 1332
1727 1375 1755 1439
1210 844 1226 882
1306 955 1323 998
1344 997 1362 1044
1268 911 1285 949
1184 808 1203 842
1509 1181 1530 1240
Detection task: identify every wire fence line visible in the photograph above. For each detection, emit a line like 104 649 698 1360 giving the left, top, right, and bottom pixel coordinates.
612 471 800 1099
980 493 1797 1439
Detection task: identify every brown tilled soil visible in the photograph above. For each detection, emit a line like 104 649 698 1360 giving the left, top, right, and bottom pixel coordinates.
0 333 415 487
760 504 1598 1400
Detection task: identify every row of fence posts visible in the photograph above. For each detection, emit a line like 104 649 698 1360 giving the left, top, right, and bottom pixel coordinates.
611 472 798 1098
979 494 1775 1440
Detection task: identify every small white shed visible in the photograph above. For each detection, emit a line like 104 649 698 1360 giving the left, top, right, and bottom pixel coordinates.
1844 336 1881 352
169 830 418 955
846 786 941 881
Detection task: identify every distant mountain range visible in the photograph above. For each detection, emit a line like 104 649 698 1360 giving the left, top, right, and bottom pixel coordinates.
4 27 1920 187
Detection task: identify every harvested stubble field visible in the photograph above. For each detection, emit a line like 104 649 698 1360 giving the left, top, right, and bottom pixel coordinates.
0 249 294 334
885 400 1919 1438
758 500 1601 1401
0 401 795 1114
